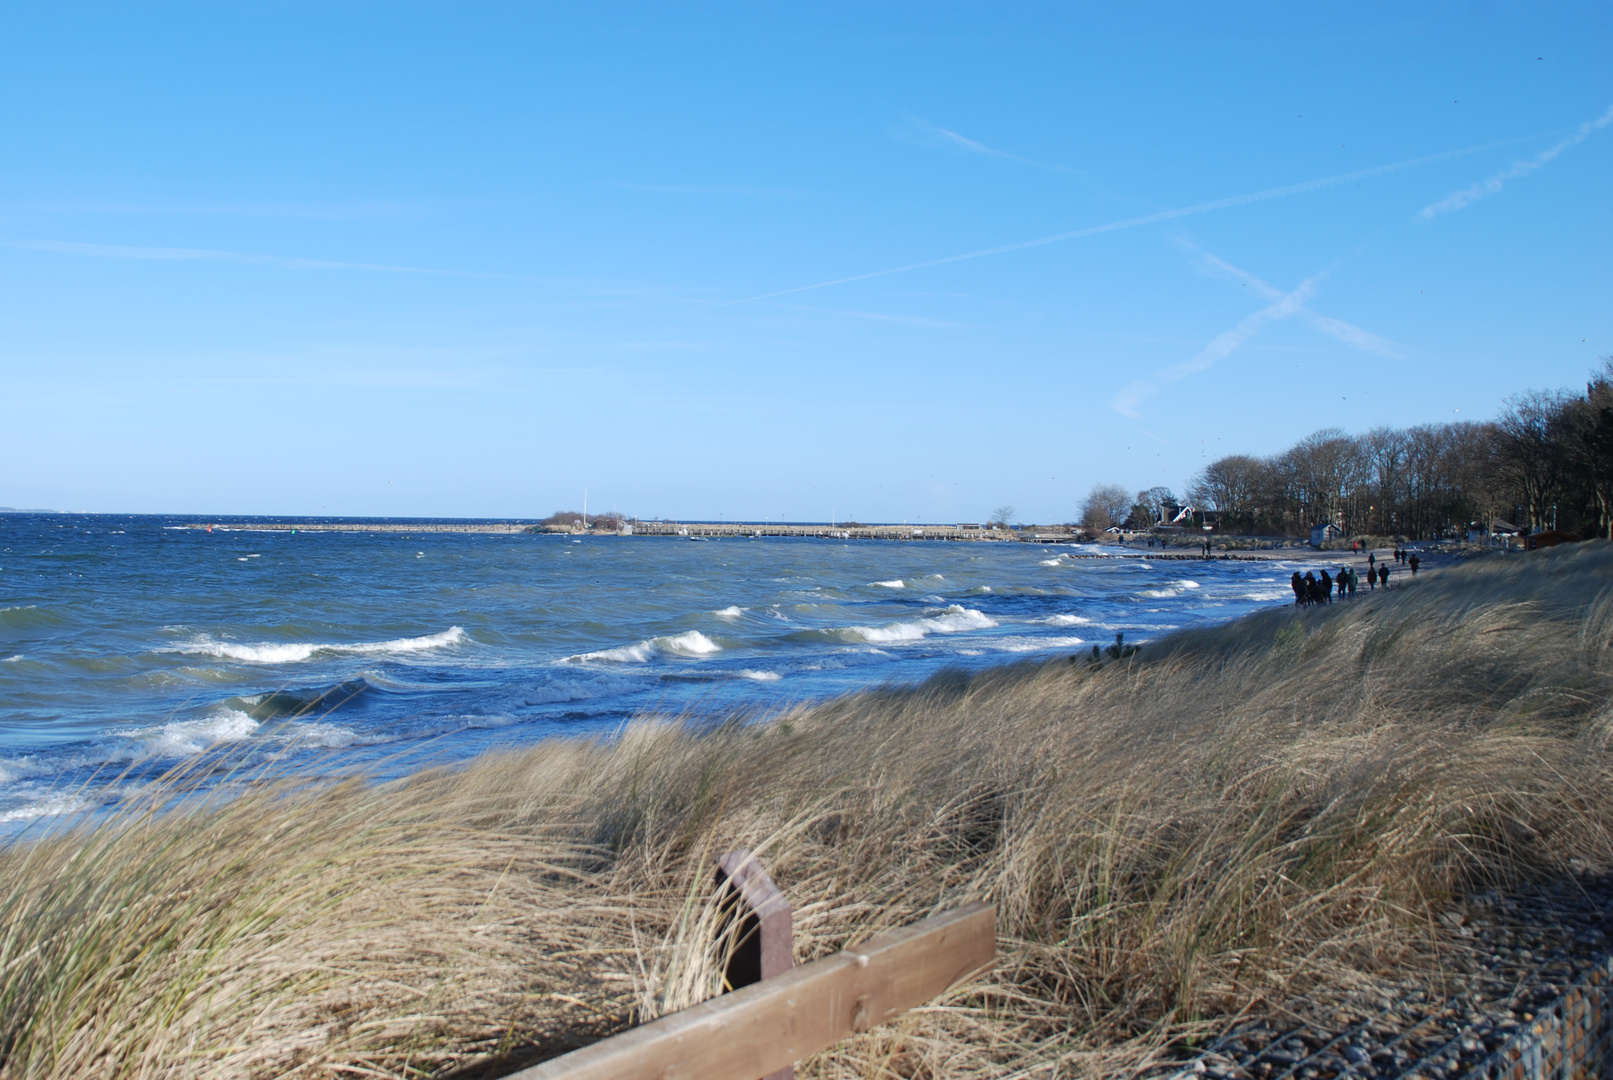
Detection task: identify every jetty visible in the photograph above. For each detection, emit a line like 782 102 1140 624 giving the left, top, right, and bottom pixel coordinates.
180 520 1048 542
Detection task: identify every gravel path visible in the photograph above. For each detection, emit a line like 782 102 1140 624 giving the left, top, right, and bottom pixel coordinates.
1155 873 1613 1079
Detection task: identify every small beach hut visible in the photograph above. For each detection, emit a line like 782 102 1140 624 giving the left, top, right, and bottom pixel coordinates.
1524 530 1572 552
1309 523 1343 547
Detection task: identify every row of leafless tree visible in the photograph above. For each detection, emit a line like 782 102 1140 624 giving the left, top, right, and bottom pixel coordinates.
1082 361 1613 540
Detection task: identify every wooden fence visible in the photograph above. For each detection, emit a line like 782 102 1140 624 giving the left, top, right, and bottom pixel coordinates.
510 851 994 1080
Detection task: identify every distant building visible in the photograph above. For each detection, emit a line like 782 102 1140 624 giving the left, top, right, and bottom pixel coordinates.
1309 523 1344 547
1525 530 1572 552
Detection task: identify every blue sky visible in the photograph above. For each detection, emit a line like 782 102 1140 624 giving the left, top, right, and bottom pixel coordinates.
2 3 1609 522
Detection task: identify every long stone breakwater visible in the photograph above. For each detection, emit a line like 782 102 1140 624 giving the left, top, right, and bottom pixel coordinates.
183 521 1035 542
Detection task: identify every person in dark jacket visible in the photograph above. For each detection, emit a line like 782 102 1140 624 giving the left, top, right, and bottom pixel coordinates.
1378 564 1390 588
1291 570 1305 604
1337 568 1350 600
1409 552 1420 575
1303 571 1319 605
1319 569 1333 602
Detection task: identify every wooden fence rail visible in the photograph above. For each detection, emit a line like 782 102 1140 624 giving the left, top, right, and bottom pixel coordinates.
510 900 995 1080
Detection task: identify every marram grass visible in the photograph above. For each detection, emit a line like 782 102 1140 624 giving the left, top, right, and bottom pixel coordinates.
4 544 1613 1079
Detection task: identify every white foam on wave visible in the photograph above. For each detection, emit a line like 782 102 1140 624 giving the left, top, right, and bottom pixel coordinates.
0 755 50 784
714 606 746 618
871 580 905 589
170 626 468 664
1140 579 1204 599
989 634 1088 653
835 605 997 644
567 630 723 664
0 794 91 825
1039 559 1063 566
122 709 262 758
1042 614 1090 626
736 669 782 681
2 654 20 662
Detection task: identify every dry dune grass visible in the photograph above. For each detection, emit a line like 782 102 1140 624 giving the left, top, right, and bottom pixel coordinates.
4 544 1613 1079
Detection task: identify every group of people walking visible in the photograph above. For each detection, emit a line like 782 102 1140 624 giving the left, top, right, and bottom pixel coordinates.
1291 547 1420 606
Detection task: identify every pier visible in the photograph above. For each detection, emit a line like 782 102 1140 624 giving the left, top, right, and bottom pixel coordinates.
180 521 1055 542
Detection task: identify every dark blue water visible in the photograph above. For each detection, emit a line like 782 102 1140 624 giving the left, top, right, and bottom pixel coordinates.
0 513 1305 826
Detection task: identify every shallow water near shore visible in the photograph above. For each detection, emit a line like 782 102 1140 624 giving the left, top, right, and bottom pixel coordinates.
0 513 1310 828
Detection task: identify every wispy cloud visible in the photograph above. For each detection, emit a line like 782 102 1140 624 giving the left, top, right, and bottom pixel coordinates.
1110 246 1406 419
2 199 424 220
611 182 801 197
1189 249 1405 357
1 238 531 280
1421 103 1613 218
711 138 1511 309
1110 272 1325 418
774 302 973 329
896 115 1081 174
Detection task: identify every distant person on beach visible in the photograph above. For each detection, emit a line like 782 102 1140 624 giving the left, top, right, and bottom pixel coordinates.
1292 571 1305 604
1378 564 1390 588
1303 571 1318 605
1319 569 1333 603
1337 568 1349 600
1409 552 1420 575
1347 568 1357 597
1368 551 1376 572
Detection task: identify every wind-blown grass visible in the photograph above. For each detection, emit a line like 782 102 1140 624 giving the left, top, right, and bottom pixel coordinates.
3 543 1613 1079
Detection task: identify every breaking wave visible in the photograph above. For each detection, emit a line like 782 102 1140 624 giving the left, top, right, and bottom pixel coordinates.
168 627 467 664
827 605 997 644
566 630 723 664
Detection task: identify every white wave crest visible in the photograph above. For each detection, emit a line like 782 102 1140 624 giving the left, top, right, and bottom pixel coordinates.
2 654 20 662
989 635 1088 653
0 794 91 824
171 626 467 664
713 606 746 618
122 709 262 758
1042 614 1090 625
836 605 997 644
1039 559 1063 566
567 630 723 664
736 669 782 681
871 579 905 588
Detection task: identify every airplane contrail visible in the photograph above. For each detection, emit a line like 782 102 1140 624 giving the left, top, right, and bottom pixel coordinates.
707 137 1522 309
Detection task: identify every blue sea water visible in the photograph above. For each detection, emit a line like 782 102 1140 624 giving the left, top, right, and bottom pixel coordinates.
0 513 1307 827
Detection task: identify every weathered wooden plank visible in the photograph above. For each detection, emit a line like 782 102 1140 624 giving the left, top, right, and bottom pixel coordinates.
510 902 995 1080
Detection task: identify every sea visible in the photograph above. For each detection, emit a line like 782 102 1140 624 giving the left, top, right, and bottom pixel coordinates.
0 514 1307 830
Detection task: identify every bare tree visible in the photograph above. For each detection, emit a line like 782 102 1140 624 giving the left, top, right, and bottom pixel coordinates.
1135 486 1177 525
1187 455 1267 532
1080 484 1132 530
1495 390 1570 532
1561 359 1613 539
989 504 1017 528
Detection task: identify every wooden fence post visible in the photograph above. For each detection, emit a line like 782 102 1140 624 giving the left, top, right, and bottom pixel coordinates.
715 850 793 1080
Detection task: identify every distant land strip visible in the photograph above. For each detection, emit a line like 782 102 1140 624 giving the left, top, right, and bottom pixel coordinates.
177 521 1292 556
